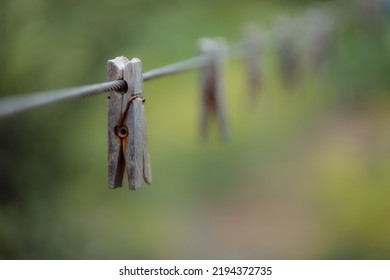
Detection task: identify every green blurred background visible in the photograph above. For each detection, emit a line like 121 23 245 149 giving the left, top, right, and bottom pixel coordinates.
0 0 390 259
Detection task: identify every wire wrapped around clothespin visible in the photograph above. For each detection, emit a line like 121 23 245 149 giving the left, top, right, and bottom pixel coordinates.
107 57 152 190
243 23 263 105
198 38 229 142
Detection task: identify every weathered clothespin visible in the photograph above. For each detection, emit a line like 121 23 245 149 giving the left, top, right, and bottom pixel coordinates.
305 7 334 69
358 0 386 33
107 57 152 190
274 16 300 88
243 24 263 105
198 38 229 141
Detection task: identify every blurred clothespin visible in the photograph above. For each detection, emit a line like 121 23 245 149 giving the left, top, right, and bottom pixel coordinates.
359 0 386 33
243 23 263 105
305 6 335 69
107 57 152 190
198 38 229 141
274 16 300 88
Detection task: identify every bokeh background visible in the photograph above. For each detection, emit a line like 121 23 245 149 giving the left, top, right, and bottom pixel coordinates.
0 0 390 259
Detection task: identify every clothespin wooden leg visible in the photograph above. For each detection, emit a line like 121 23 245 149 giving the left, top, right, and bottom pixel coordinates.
107 56 129 188
198 38 213 141
198 38 229 142
306 8 334 69
244 24 262 105
142 120 152 184
275 16 300 88
123 58 152 190
214 38 229 141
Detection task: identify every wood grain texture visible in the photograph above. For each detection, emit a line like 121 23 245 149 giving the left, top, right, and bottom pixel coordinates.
123 59 143 190
107 57 152 190
142 108 152 184
107 56 129 188
125 97 144 190
123 58 152 190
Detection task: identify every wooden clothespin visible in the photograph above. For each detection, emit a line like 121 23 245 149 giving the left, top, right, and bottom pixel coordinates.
358 0 386 33
243 23 263 105
198 38 229 141
274 16 300 88
107 57 152 190
305 7 334 69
